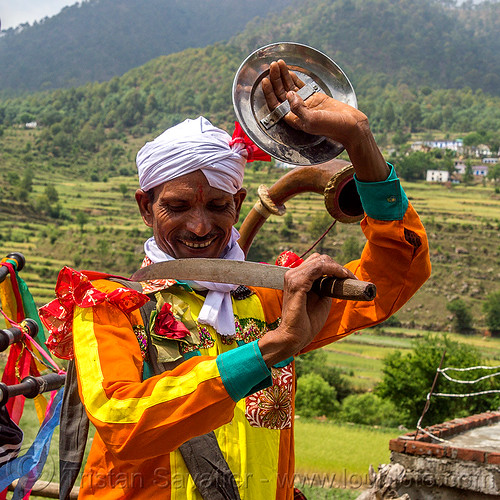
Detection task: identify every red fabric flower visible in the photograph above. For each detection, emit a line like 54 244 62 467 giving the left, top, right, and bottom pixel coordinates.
154 303 190 340
229 122 272 162
275 251 304 269
39 266 149 359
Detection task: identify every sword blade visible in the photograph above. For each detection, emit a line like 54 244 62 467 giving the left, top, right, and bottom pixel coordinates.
130 259 287 290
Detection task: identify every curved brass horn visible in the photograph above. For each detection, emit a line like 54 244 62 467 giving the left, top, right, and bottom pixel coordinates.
238 160 364 256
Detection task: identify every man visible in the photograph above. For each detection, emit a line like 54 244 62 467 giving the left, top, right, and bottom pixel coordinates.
41 60 430 499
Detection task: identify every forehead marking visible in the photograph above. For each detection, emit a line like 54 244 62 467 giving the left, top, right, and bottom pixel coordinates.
196 184 204 201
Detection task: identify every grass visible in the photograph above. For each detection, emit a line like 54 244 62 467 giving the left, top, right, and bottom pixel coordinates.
324 350 382 391
298 485 359 499
294 420 399 479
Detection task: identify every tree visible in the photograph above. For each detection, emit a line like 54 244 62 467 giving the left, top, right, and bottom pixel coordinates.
119 184 128 199
75 210 89 233
280 212 295 238
487 164 500 185
21 170 33 193
45 185 59 204
78 123 99 152
376 334 499 427
341 236 362 264
383 102 396 130
463 131 483 147
295 350 352 402
483 291 500 335
446 298 474 334
295 373 339 418
340 393 399 427
405 103 422 132
19 112 35 124
462 161 473 185
397 151 431 181
435 150 456 177
392 130 411 147
308 212 334 253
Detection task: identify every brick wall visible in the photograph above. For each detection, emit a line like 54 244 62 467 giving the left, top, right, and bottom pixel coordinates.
389 411 500 465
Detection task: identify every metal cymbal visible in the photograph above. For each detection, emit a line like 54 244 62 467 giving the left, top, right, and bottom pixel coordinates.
232 42 357 166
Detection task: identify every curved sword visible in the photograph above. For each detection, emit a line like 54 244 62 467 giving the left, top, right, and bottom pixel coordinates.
130 259 376 301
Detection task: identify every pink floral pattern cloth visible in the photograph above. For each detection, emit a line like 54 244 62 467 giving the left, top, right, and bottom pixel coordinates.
139 256 176 294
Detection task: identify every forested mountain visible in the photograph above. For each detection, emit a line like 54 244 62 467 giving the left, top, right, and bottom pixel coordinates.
0 0 499 178
0 0 499 96
1 42 499 179
232 0 500 96
0 0 297 94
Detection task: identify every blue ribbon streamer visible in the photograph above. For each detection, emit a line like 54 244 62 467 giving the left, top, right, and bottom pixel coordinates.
0 387 64 495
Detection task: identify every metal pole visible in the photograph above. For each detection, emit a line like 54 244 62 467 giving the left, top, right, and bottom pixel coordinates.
414 349 446 440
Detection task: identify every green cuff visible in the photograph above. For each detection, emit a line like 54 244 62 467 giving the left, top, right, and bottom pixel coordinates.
216 340 272 402
354 164 409 221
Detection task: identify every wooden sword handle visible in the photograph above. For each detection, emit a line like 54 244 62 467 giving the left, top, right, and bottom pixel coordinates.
311 277 376 301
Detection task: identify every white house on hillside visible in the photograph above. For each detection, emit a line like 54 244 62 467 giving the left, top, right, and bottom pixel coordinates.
453 163 489 177
426 170 449 183
473 144 491 157
411 139 464 153
473 165 489 176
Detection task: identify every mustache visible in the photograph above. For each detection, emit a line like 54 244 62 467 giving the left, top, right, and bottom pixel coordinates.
177 231 220 242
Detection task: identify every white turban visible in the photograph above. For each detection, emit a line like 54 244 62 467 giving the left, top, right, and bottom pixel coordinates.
136 116 248 194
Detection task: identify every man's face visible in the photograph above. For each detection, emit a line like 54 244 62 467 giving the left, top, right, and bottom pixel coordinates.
136 170 246 259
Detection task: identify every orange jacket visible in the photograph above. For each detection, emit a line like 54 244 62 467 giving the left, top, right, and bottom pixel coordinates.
69 196 430 499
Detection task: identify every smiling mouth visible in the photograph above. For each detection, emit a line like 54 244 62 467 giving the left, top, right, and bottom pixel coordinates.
180 237 216 249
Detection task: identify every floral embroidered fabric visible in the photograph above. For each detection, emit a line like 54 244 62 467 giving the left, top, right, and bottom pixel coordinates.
149 291 293 430
39 267 149 360
133 326 148 360
245 364 293 430
139 256 177 294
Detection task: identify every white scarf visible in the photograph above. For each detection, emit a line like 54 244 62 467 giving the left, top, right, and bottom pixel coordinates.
144 227 245 337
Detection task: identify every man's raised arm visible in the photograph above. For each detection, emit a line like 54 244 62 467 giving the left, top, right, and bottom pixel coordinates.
257 59 430 367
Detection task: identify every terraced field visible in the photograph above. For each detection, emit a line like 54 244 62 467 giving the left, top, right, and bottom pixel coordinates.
325 328 500 392
1 127 499 333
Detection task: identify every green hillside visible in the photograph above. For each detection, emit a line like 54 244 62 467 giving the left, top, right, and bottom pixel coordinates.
0 43 499 158
0 0 499 331
0 0 297 93
0 129 498 334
